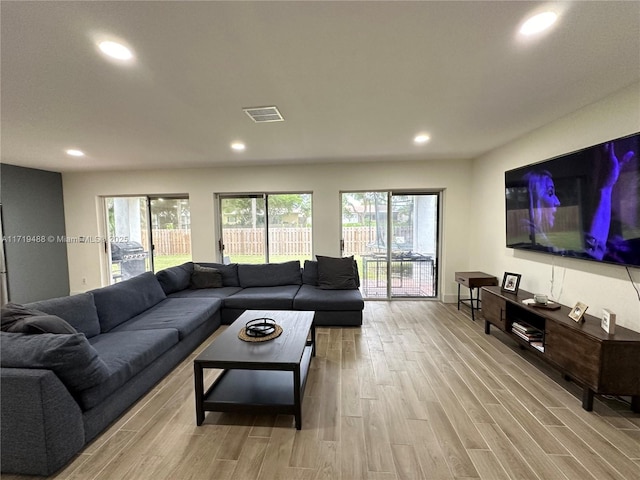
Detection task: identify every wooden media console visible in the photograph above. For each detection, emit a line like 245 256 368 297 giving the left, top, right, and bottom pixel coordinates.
481 285 640 412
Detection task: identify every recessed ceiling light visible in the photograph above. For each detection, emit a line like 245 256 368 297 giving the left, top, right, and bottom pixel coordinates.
414 134 430 144
519 11 558 36
231 142 246 152
98 40 134 61
65 149 85 157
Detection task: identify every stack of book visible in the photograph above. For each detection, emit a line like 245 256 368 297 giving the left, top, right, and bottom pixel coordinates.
511 321 544 352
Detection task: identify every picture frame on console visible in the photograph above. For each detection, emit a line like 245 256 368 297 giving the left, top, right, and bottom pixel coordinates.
569 301 588 323
501 272 521 294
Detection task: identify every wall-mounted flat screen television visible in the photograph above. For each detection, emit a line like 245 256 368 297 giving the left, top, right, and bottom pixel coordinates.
505 132 640 268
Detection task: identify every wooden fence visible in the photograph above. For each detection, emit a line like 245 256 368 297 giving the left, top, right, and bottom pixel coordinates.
143 230 192 256
146 227 413 256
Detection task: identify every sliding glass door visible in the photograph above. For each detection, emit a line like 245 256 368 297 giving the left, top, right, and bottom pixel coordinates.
341 191 439 299
219 193 312 264
149 197 191 271
105 197 152 283
104 196 192 283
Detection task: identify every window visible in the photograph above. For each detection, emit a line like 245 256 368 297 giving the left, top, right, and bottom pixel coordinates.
219 193 312 264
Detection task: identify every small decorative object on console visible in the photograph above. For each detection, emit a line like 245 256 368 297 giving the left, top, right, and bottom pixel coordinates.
568 301 588 322
601 309 616 334
533 293 548 304
501 272 521 294
522 298 561 310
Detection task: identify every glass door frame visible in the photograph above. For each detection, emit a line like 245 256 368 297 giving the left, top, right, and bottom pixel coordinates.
340 189 441 300
102 194 191 284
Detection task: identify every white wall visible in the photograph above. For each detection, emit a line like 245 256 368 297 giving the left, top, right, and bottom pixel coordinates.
470 82 640 332
62 159 473 298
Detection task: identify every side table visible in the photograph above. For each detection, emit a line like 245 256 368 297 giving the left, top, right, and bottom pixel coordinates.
455 271 498 321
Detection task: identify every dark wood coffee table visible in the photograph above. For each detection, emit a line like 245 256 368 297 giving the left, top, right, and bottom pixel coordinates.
194 310 315 429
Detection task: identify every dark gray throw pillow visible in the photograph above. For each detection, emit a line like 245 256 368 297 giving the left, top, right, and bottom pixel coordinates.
0 332 110 393
316 255 358 290
1 303 47 331
8 315 77 335
190 263 223 289
198 262 240 286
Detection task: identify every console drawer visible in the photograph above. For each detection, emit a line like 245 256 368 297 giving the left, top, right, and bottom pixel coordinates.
482 290 506 330
545 321 600 388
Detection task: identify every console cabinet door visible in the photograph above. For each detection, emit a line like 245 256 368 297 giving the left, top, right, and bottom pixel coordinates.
545 321 600 389
482 290 506 331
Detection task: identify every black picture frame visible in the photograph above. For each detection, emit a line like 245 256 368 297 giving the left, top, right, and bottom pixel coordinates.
501 272 521 294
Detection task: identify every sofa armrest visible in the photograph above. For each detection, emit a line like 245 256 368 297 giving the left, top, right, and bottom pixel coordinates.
1 368 85 476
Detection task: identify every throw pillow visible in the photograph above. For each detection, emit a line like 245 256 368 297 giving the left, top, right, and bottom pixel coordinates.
198 262 240 286
1 303 47 331
316 255 358 290
190 263 223 289
0 332 110 393
8 315 77 335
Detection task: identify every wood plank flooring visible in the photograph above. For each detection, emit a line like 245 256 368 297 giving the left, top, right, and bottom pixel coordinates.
5 301 640 479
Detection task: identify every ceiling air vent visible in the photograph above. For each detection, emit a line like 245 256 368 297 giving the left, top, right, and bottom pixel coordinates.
243 105 284 123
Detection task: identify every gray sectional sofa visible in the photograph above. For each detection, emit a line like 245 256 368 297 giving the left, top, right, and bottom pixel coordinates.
0 258 363 476
160 259 364 327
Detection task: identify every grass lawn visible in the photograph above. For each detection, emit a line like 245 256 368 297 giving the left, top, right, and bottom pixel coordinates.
153 254 192 271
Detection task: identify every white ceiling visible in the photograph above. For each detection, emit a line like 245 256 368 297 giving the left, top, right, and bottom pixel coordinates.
1 1 639 173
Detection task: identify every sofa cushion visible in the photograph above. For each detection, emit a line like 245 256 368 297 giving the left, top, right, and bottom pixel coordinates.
25 293 101 338
317 255 359 290
156 262 193 294
223 285 301 310
167 286 243 299
91 272 167 332
302 260 319 286
198 263 240 287
293 284 365 311
0 332 110 394
81 328 179 410
190 264 223 289
238 261 302 288
111 298 222 340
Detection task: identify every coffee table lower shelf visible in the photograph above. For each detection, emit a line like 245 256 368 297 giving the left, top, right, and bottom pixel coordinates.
196 345 313 429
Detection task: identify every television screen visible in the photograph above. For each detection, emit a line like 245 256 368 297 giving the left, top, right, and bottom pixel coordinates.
505 132 640 268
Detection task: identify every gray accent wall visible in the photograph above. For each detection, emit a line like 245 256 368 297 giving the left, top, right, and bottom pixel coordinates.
0 164 69 302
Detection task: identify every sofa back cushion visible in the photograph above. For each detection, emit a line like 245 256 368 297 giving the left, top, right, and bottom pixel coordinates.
91 272 167 332
0 332 110 394
198 263 240 287
238 261 302 288
156 262 193 294
302 260 319 286
25 292 101 338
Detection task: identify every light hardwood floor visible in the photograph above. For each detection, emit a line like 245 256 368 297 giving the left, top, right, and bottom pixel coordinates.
5 301 640 479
